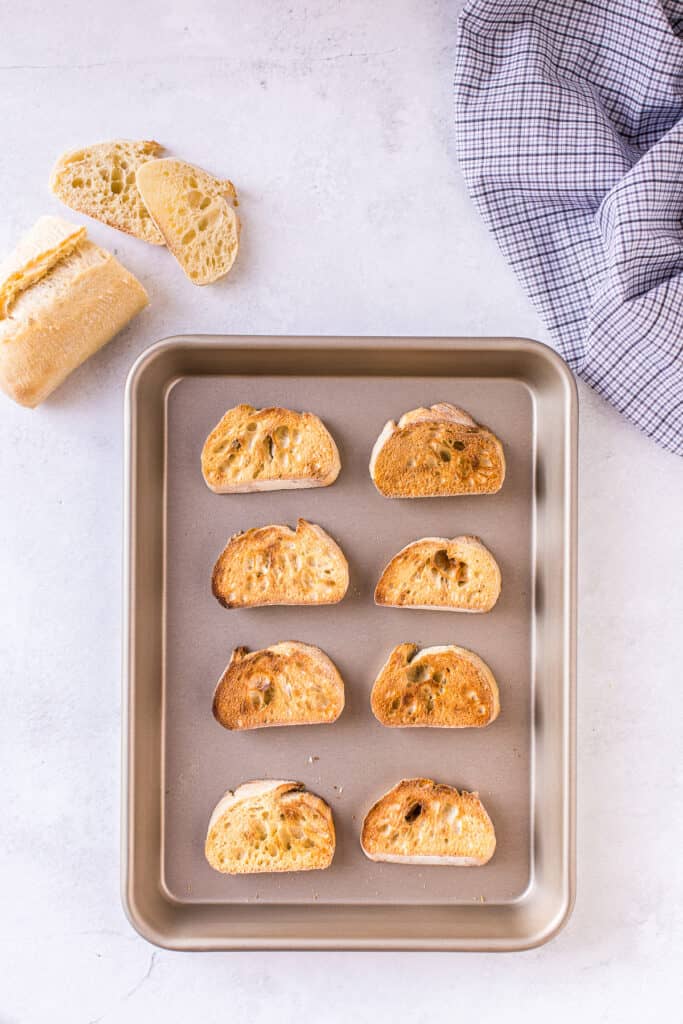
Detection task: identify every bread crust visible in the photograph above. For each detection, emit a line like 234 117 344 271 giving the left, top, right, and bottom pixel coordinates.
201 404 341 492
371 642 500 727
213 641 345 729
374 535 501 613
370 402 505 497
211 518 349 608
361 778 496 865
205 780 336 874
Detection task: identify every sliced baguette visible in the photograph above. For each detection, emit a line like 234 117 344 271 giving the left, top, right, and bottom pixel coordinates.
202 404 340 493
136 157 239 284
361 778 496 865
371 642 500 727
49 139 165 244
370 402 505 497
375 535 501 613
213 641 345 729
206 780 335 874
0 216 148 407
212 518 349 608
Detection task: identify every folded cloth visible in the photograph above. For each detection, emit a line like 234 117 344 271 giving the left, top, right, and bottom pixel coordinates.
455 0 683 454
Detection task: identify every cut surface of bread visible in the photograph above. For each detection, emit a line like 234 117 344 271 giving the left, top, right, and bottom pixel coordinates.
136 157 239 284
49 139 165 244
202 404 340 493
361 778 496 865
213 641 345 729
205 780 335 874
212 518 349 608
375 535 501 613
0 217 148 407
371 642 500 727
370 402 505 497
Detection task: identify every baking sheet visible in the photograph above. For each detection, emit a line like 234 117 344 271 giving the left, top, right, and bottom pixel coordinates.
123 336 576 950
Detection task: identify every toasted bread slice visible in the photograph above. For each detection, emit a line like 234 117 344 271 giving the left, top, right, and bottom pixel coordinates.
212 518 349 608
370 403 505 497
202 404 340 493
375 535 501 613
361 778 496 865
49 140 165 244
206 780 335 874
136 157 239 284
213 641 345 729
371 643 500 727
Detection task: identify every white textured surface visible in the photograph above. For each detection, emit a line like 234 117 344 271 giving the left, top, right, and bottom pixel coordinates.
1 2 681 1021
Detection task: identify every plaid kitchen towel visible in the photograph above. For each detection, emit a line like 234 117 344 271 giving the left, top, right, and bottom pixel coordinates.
454 0 683 454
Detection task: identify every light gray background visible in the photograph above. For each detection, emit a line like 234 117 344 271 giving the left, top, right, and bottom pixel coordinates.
0 1 681 1021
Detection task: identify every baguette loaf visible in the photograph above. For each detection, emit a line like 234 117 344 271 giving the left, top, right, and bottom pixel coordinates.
202 404 340 492
49 139 165 244
205 780 336 874
212 518 349 608
361 778 496 865
371 642 500 727
370 403 505 497
0 216 148 407
136 157 239 284
375 535 501 613
213 641 345 729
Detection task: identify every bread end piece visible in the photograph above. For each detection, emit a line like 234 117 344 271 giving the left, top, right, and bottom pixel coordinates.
0 219 148 407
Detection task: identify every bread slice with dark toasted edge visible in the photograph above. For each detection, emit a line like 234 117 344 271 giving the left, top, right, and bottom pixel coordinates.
211 518 349 608
212 641 345 730
201 404 341 493
136 157 239 285
369 402 505 497
205 780 336 874
360 778 496 865
370 642 500 727
374 535 501 613
49 140 165 244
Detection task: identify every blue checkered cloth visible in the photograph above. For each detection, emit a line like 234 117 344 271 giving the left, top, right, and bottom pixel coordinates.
455 0 683 454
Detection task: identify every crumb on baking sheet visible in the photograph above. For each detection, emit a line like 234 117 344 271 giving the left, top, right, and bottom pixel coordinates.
307 755 320 764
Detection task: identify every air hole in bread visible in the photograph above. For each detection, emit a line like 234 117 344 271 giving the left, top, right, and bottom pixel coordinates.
405 803 423 823
453 440 466 450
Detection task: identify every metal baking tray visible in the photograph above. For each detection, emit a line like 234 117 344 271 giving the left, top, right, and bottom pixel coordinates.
123 335 576 951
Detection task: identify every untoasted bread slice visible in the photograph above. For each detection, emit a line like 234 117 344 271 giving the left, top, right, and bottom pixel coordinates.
213 641 345 729
49 139 165 244
202 404 340 493
212 518 349 608
370 403 505 497
136 157 239 284
371 643 500 727
375 535 501 613
206 780 335 874
361 778 496 865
